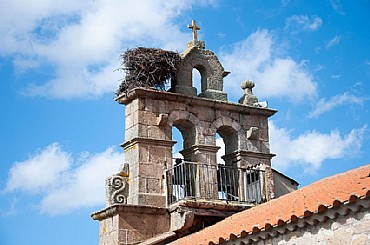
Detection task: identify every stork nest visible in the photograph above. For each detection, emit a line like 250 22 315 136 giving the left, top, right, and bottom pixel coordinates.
116 47 181 96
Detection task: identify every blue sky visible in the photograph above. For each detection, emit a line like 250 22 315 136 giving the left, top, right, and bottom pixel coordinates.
1 0 369 244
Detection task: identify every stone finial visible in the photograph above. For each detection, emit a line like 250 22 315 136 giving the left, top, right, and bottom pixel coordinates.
238 80 258 106
105 163 129 206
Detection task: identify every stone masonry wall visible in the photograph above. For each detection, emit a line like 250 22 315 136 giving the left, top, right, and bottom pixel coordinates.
119 88 276 207
250 210 370 245
124 90 275 155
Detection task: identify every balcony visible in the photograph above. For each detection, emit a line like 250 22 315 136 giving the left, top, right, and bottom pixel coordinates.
166 161 266 206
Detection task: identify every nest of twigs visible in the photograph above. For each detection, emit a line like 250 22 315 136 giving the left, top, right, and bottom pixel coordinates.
115 47 181 96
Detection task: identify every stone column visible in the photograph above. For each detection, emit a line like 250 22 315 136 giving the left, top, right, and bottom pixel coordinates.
179 145 220 200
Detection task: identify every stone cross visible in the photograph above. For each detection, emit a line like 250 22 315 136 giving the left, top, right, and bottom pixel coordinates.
188 20 201 41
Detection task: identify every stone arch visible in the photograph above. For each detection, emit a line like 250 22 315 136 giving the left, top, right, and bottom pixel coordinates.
193 64 207 95
171 47 228 101
217 125 239 156
211 117 244 164
168 110 199 150
211 117 242 136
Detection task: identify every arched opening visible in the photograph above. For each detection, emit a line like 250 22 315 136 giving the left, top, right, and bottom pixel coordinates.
173 119 196 151
192 65 207 95
216 133 224 165
172 126 183 164
192 69 201 96
168 119 197 203
216 126 239 201
217 126 238 160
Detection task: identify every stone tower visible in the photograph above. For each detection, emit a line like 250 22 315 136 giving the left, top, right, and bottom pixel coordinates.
91 20 277 245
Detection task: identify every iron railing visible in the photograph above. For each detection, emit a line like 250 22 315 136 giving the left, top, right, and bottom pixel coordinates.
166 161 266 205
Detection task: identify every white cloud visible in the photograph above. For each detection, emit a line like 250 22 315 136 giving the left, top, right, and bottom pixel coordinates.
285 15 323 32
6 143 71 193
325 35 341 49
270 122 366 173
5 143 124 215
221 29 317 102
0 0 214 98
309 92 366 118
40 147 123 215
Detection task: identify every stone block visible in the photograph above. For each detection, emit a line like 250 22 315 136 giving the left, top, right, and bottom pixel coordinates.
169 110 180 123
148 126 165 140
352 217 370 234
145 98 165 114
158 100 168 114
168 101 188 112
260 116 268 128
125 113 134 129
333 227 352 244
137 193 166 207
204 135 216 146
125 124 148 141
132 109 139 126
125 229 148 244
128 177 140 195
231 120 242 132
352 234 368 245
146 178 162 193
138 111 158 126
221 116 233 127
149 146 168 164
259 128 269 141
138 145 149 163
192 106 214 122
139 163 164 178
125 103 131 116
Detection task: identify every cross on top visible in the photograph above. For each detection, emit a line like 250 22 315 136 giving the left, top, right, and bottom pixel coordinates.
188 20 201 41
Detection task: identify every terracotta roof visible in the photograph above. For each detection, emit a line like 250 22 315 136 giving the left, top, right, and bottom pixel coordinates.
170 164 370 245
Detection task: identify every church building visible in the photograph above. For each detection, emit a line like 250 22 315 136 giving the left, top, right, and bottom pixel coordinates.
91 21 370 245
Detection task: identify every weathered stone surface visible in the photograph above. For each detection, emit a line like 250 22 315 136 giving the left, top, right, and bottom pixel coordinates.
248 209 370 245
93 205 170 245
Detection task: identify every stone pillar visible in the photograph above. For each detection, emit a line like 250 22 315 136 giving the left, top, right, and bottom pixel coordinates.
122 96 177 207
180 145 220 165
222 150 275 168
179 145 220 200
122 137 175 207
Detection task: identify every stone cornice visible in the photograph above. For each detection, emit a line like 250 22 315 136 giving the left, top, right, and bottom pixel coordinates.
90 204 168 221
180 144 221 156
120 137 177 149
222 150 276 162
115 88 277 118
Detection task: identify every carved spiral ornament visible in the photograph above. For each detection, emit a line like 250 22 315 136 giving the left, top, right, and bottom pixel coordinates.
111 176 127 204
